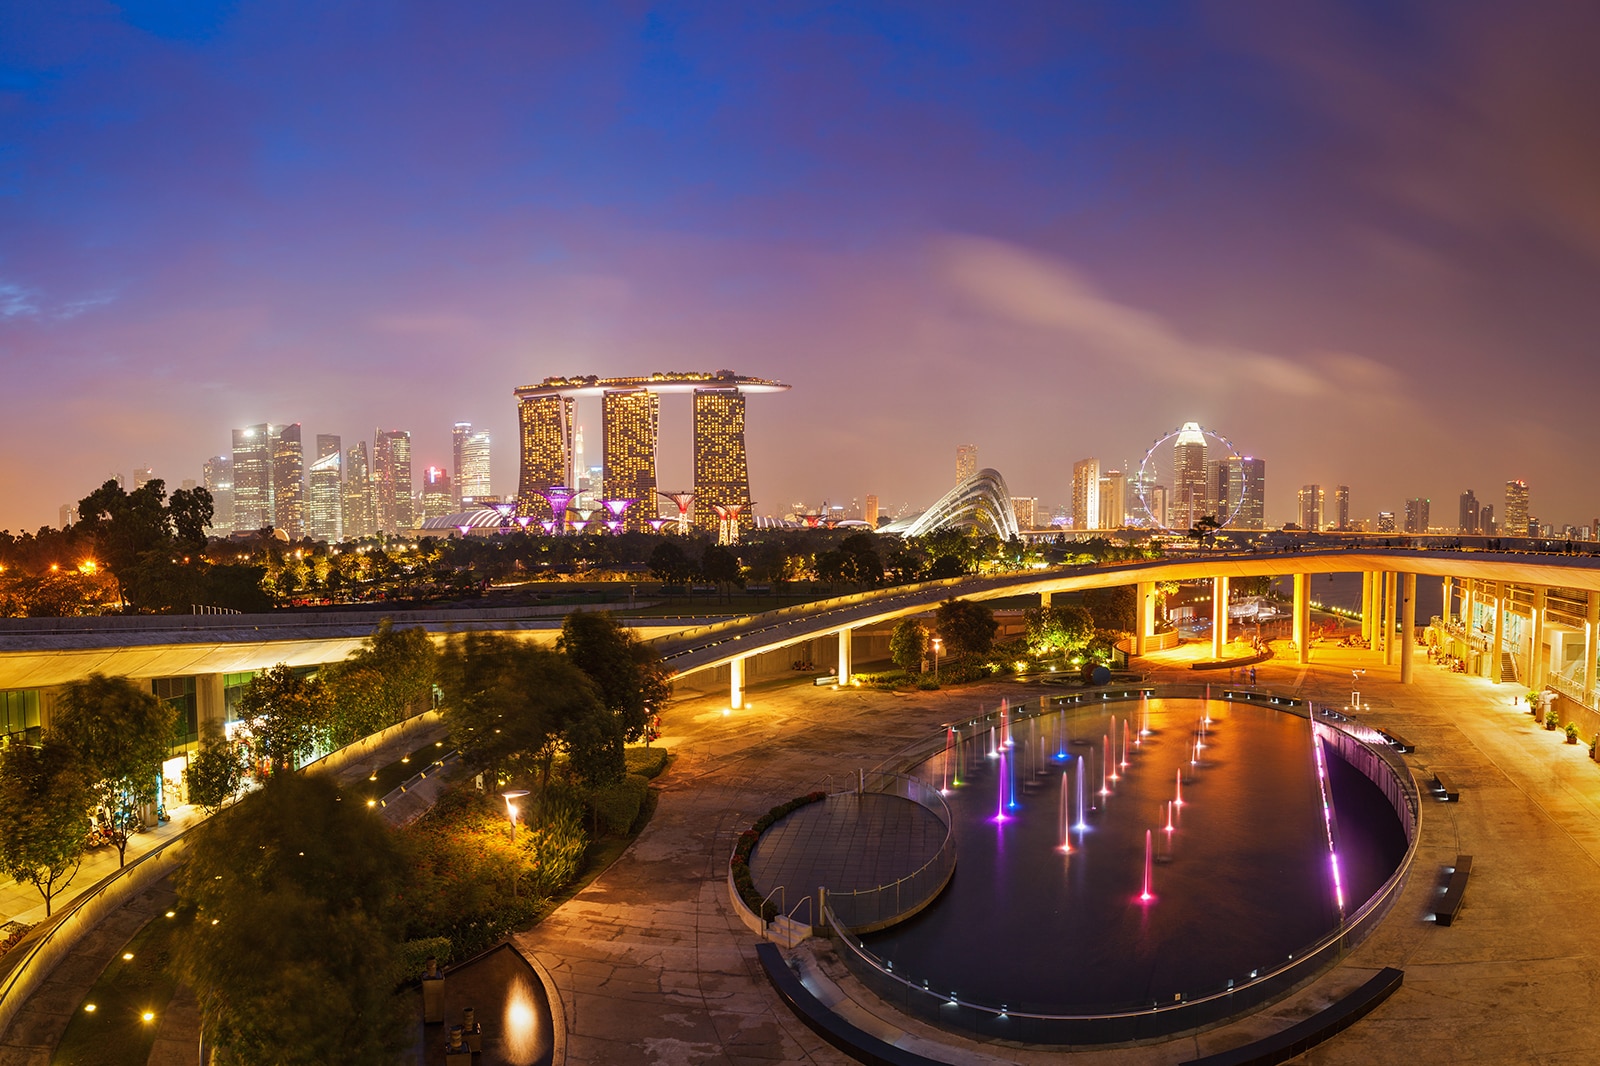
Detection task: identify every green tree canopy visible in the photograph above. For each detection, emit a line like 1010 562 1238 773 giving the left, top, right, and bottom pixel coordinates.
936 599 998 657
890 618 929 672
1025 602 1096 655
238 664 331 775
52 673 175 867
557 611 671 744
173 773 408 1065
648 539 693 585
185 739 248 815
324 620 436 748
0 739 92 915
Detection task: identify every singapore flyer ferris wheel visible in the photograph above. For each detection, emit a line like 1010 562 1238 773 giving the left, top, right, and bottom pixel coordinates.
1135 422 1245 533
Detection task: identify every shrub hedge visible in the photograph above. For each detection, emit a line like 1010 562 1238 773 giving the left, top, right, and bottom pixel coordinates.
729 791 827 921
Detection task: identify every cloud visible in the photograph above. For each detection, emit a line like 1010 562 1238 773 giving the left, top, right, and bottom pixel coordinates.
933 234 1401 402
0 282 38 317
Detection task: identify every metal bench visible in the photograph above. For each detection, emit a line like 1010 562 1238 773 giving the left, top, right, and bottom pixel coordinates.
1432 770 1459 802
1435 855 1472 926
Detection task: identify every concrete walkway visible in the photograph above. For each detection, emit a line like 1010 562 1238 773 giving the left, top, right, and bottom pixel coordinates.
516 644 1600 1065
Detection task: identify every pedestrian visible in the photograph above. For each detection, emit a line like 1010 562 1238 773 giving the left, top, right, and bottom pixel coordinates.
1249 666 1257 686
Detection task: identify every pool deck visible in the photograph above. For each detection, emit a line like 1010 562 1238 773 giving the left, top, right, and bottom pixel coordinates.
516 645 1600 1064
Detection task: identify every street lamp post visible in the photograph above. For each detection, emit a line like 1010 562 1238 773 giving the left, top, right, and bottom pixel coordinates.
501 789 531 899
931 637 943 684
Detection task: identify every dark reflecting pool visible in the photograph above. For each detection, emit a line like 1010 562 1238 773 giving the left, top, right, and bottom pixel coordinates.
861 697 1405 1015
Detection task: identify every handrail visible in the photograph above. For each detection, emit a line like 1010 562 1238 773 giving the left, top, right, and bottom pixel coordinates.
822 772 956 934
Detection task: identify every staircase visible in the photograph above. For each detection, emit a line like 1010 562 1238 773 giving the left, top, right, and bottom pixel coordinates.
1500 652 1519 684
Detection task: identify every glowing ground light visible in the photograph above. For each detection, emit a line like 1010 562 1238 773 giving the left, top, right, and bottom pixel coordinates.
122 952 134 960
83 1004 95 1013
142 1012 155 1023
503 976 540 1066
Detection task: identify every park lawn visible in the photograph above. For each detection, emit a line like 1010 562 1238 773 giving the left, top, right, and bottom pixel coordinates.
52 910 185 1066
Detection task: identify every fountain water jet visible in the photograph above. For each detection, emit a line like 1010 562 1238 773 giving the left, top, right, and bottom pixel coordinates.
1174 769 1184 807
1074 759 1089 831
1139 829 1155 903
1058 772 1072 853
1120 719 1131 770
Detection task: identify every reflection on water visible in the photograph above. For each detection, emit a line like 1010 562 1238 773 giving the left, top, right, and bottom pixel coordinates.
862 698 1403 1014
503 975 539 1066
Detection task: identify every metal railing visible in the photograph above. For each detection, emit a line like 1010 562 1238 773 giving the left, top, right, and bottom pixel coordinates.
823 773 956 934
823 686 1422 1044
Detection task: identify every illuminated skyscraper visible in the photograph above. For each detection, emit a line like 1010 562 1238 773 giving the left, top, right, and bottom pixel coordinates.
1072 457 1101 530
864 495 880 528
1505 479 1530 537
1297 485 1325 531
516 394 576 517
272 423 306 539
1332 485 1350 531
373 428 414 533
1099 469 1126 529
693 389 751 533
308 434 342 542
421 466 454 520
1404 497 1430 534
453 424 491 506
602 389 659 531
1459 490 1481 535
231 424 271 533
956 444 978 483
133 466 155 491
1172 422 1208 532
344 442 373 539
1223 456 1266 530
203 455 234 534
1011 496 1038 530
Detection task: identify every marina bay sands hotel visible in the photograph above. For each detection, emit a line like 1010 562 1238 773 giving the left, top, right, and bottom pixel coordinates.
514 371 789 532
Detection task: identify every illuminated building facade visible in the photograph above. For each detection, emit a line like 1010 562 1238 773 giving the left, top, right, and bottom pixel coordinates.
1332 485 1350 531
1072 457 1101 530
1172 423 1208 533
693 388 750 533
1099 469 1126 529
421 466 455 520
1224 456 1266 530
602 389 659 531
956 444 978 483
453 424 492 506
1505 479 1530 537
307 434 342 542
516 394 576 518
1298 485 1324 531
864 495 880 528
344 442 373 539
272 423 305 539
373 428 414 533
1011 496 1038 530
1405 497 1430 534
231 425 271 533
1460 490 1481 535
203 455 233 534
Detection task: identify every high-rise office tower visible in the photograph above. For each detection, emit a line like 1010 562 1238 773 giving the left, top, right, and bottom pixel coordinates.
1204 459 1228 518
1504 480 1530 537
133 466 155 490
272 423 306 539
1459 490 1480 535
307 434 342 542
956 444 978 483
421 466 454 520
1481 504 1495 536
516 394 577 517
1148 485 1168 529
693 388 751 533
1224 456 1266 530
1376 511 1396 533
1297 485 1325 531
1332 486 1350 531
602 389 660 531
344 442 373 539
1404 497 1430 534
373 429 414 533
1072 458 1101 530
203 456 234 534
864 495 880 528
453 424 491 506
1099 469 1126 529
1172 423 1208 532
231 425 271 533
1011 497 1038 530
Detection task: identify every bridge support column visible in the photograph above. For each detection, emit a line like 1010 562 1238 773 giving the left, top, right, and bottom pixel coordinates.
1531 587 1547 690
1461 578 1474 629
1383 572 1398 667
1361 572 1375 643
837 628 853 687
1584 592 1599 707
1040 589 1052 609
1400 573 1416 684
730 656 745 710
1135 581 1155 656
1492 582 1505 683
1211 576 1229 659
1292 574 1311 665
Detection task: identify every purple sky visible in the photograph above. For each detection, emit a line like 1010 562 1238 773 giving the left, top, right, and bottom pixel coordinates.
4 2 1600 532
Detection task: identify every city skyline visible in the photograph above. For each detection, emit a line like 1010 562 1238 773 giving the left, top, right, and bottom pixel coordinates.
5 6 1600 531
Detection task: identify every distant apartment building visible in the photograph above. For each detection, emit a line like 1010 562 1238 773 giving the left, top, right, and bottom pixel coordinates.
1072 458 1101 530
1481 503 1496 536
1459 489 1480 535
1332 485 1350 531
307 434 343 543
1011 496 1038 531
1404 497 1430 534
1504 480 1530 537
1376 511 1397 533
1297 485 1324 531
1098 470 1126 529
955 444 978 483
